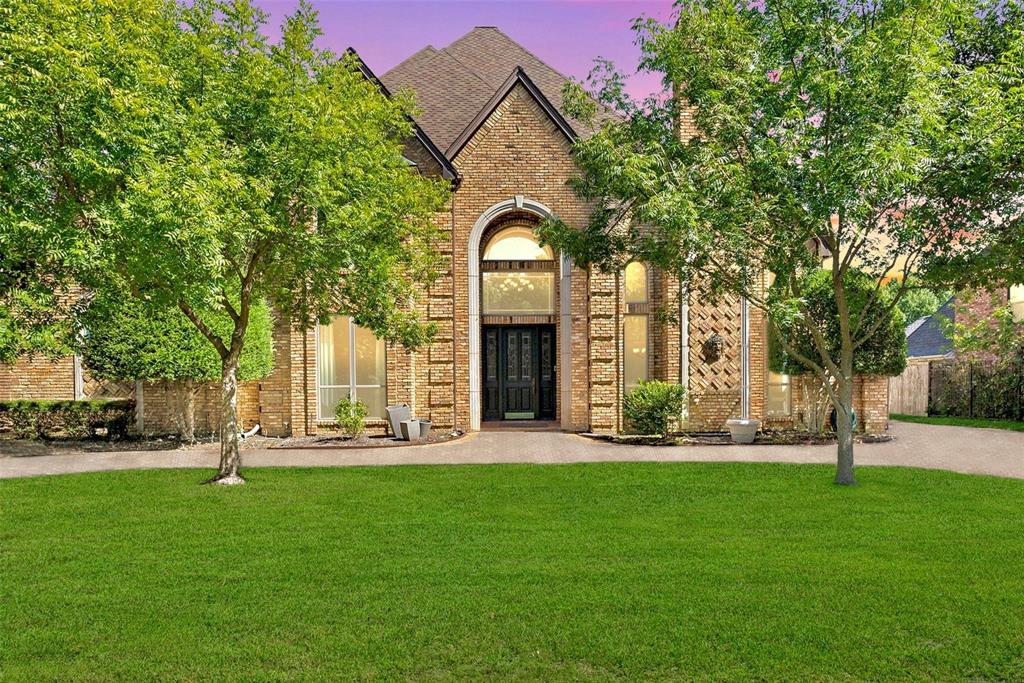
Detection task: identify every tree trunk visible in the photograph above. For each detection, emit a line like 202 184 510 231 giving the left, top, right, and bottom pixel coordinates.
182 378 196 444
208 357 244 485
834 377 856 486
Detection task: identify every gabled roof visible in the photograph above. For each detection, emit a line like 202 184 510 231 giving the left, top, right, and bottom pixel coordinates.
346 48 458 183
381 26 615 153
445 67 577 159
907 298 956 359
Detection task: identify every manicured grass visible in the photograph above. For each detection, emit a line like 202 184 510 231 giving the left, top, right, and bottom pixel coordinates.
891 412 1024 432
2 465 1023 680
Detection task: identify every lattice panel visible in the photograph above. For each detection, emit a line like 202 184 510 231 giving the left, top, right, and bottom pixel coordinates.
688 294 742 393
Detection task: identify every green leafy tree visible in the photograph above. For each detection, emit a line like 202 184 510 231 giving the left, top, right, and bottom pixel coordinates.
948 290 1024 359
77 293 274 442
892 278 951 326
1 0 448 483
771 270 907 432
541 0 1024 485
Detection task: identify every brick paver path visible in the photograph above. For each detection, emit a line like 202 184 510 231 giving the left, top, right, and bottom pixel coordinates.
1 421 1021 480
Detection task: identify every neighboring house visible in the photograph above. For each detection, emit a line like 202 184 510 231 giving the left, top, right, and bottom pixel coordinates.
0 27 890 435
906 298 955 362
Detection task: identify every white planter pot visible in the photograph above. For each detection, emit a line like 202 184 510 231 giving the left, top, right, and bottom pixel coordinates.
726 418 760 444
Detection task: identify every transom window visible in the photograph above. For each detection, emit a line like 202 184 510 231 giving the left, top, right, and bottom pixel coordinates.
481 224 556 315
482 226 555 260
317 316 386 420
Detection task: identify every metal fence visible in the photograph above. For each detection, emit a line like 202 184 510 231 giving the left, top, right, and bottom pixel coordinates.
929 359 1024 421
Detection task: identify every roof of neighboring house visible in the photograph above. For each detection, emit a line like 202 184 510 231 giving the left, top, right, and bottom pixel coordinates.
381 26 614 154
906 298 956 359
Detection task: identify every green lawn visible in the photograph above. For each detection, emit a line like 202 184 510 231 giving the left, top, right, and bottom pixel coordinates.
2 465 1023 681
891 412 1024 432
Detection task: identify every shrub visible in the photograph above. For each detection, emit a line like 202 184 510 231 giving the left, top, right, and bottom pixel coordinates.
334 397 367 439
0 400 134 440
623 381 686 436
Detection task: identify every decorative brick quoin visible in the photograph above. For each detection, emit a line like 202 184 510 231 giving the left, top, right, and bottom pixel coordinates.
0 27 889 436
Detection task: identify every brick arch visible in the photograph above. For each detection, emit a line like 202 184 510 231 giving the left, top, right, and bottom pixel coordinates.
468 197 572 430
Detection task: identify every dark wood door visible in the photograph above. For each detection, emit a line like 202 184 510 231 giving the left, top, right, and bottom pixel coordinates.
482 325 556 421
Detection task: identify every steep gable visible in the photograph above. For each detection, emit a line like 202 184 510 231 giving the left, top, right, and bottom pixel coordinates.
381 26 613 153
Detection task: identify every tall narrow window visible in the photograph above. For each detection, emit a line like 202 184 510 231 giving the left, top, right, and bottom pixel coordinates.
623 262 649 392
317 316 386 420
1010 284 1024 323
766 372 792 416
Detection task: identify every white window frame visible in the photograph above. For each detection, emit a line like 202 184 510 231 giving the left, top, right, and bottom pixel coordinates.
315 317 386 422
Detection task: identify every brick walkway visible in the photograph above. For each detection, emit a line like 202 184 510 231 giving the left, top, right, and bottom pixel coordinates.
1 421 1021 480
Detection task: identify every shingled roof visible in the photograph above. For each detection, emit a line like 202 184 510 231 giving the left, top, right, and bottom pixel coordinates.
906 298 956 359
381 27 611 154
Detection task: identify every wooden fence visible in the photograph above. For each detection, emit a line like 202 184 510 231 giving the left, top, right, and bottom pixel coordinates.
888 361 930 416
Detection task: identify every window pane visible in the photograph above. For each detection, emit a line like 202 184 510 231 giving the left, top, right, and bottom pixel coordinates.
482 226 554 260
767 372 791 416
318 316 350 388
354 324 385 386
318 386 351 421
353 323 386 419
625 262 648 304
355 386 386 420
624 314 648 390
482 272 555 314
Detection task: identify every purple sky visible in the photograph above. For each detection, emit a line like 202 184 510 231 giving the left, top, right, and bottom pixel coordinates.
251 0 677 100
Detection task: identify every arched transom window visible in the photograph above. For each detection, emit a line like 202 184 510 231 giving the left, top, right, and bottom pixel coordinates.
483 226 555 261
481 224 556 315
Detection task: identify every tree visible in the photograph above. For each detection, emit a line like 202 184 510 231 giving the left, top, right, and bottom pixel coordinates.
540 0 1024 484
893 280 951 327
948 290 1024 359
77 292 274 442
1 0 448 483
771 269 907 430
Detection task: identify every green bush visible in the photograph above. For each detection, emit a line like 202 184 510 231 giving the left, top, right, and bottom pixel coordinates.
334 397 367 439
623 381 686 436
0 400 134 440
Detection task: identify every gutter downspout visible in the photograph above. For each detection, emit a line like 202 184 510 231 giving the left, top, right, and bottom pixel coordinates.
740 297 750 420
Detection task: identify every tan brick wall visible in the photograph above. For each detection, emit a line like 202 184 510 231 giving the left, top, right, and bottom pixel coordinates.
449 82 593 431
0 355 76 401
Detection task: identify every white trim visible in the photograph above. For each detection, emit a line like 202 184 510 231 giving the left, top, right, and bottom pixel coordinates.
680 282 690 425
468 197 570 431
740 297 751 419
559 252 572 429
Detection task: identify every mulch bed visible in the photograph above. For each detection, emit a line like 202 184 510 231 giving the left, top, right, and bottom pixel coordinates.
268 430 465 449
583 430 893 447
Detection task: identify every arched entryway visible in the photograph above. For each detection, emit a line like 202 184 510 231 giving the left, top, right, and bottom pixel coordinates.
468 197 571 431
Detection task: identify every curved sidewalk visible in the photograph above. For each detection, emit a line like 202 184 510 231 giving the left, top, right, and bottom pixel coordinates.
1 421 1021 480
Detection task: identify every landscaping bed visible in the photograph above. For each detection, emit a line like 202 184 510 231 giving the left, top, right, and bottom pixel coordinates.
584 429 893 446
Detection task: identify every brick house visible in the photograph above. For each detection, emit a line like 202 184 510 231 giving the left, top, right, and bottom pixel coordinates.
0 27 890 435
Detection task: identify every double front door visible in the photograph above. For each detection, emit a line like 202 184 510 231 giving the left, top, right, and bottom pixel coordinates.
482 325 556 421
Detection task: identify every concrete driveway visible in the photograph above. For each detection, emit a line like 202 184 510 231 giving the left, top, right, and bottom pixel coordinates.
1 421 1021 480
